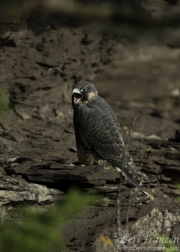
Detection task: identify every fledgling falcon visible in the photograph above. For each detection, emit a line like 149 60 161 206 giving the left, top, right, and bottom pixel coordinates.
72 80 153 200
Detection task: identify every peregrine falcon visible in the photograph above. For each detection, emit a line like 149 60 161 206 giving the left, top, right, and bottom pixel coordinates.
72 80 153 200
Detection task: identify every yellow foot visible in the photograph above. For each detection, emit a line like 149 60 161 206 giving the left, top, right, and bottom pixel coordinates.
104 166 111 170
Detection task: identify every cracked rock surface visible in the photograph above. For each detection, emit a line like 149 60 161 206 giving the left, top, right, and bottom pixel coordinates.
0 11 180 252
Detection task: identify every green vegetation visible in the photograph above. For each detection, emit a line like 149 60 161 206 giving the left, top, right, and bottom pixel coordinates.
0 189 99 252
156 234 179 252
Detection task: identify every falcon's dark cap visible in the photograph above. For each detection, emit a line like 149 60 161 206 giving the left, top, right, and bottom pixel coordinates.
72 80 98 105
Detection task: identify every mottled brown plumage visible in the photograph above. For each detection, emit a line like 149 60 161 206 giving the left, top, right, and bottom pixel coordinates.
72 80 153 200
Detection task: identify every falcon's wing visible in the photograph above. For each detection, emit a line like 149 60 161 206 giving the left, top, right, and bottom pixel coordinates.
74 96 125 161
74 97 153 199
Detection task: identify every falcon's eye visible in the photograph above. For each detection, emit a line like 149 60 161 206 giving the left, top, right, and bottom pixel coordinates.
81 87 88 92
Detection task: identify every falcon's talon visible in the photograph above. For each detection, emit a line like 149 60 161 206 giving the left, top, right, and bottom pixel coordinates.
72 80 153 200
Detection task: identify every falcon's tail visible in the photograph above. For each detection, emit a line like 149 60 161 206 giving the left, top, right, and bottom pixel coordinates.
110 160 154 201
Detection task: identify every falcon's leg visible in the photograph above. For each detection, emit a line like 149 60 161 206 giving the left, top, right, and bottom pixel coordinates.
96 159 112 170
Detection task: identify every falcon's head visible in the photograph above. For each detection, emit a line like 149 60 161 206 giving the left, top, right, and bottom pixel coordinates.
72 80 98 106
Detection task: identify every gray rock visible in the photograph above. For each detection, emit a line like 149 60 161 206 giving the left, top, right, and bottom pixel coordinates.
0 176 63 206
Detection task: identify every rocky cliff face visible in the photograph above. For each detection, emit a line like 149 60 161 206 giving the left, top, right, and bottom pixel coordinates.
0 10 180 251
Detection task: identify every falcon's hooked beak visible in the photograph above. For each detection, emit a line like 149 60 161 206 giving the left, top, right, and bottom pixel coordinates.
72 88 82 104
